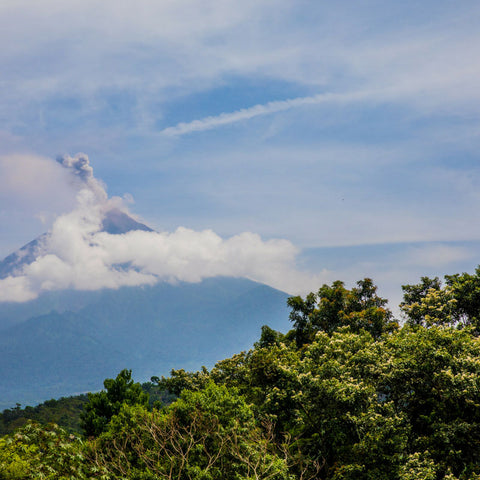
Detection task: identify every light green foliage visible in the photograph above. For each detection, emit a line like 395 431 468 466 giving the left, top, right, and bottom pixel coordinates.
81 368 149 437
92 381 292 480
401 278 458 327
378 326 480 478
402 267 480 329
152 366 211 396
275 329 408 479
0 421 94 479
401 276 443 325
398 452 438 480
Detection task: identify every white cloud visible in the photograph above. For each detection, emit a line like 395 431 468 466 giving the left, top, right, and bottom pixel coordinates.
0 276 37 303
0 154 329 302
0 154 74 202
0 154 79 249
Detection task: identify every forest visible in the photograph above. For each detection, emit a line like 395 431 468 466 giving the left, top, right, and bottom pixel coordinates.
2 268 480 479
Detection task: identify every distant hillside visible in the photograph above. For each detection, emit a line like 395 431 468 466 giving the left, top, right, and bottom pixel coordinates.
0 382 174 435
0 277 289 410
0 395 89 435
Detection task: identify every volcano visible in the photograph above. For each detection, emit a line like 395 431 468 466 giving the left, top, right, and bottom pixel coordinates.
0 210 290 409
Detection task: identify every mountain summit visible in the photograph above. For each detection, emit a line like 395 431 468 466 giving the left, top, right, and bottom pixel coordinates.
0 209 152 280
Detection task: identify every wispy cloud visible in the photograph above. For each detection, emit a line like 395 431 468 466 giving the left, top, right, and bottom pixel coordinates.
160 91 367 136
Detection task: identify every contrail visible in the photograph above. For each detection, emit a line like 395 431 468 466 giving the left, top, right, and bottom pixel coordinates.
160 91 367 136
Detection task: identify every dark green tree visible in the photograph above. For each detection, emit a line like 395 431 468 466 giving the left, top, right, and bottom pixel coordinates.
288 278 396 346
287 291 317 347
445 266 480 330
80 369 149 437
255 324 285 348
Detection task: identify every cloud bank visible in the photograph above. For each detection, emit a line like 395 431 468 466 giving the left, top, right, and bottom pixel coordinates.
0 154 328 302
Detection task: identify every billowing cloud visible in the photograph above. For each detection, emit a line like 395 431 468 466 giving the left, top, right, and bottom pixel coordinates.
0 154 329 302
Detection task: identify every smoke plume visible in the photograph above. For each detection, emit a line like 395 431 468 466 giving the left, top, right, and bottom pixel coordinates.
56 153 108 203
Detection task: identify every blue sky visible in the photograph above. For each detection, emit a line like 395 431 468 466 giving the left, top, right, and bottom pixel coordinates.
1 0 480 311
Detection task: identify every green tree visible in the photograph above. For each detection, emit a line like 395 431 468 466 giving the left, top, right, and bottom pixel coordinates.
152 366 211 396
80 368 149 437
181 322 480 479
378 326 480 478
445 266 480 330
91 382 292 480
288 278 396 346
401 267 480 330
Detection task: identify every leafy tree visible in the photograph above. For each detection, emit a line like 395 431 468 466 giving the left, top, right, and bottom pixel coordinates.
0 421 93 479
445 266 480 330
0 395 89 436
91 382 292 480
168 323 480 478
80 368 149 437
288 278 396 346
287 291 317 347
152 366 211 396
256 324 286 348
401 267 480 330
378 326 480 478
5 270 480 479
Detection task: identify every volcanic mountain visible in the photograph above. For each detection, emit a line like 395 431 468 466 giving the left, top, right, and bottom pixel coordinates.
0 211 290 409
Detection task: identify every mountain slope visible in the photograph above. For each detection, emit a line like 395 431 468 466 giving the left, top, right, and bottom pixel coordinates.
0 277 290 409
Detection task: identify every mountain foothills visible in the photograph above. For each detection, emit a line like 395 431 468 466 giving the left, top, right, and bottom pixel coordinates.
3 268 480 479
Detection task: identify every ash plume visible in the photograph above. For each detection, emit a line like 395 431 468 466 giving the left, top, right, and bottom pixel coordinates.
56 153 107 203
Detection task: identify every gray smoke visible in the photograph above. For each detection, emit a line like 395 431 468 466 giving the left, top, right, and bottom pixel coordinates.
56 153 93 181
56 153 107 202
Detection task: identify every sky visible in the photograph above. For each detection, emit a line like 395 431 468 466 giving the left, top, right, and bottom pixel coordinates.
1 0 480 312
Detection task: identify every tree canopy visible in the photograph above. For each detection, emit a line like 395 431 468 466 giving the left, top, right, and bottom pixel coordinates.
80 368 149 437
3 270 480 479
